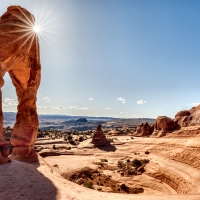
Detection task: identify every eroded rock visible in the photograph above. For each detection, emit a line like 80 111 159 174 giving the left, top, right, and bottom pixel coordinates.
91 125 110 146
0 6 41 157
174 105 200 127
133 122 154 137
151 116 179 137
0 144 10 164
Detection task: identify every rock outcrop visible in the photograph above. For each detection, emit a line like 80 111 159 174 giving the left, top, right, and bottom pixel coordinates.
133 122 154 137
91 125 110 146
0 142 10 164
174 105 200 127
0 6 41 157
151 116 179 137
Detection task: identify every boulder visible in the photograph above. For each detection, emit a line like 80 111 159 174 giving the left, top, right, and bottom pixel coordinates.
0 6 41 157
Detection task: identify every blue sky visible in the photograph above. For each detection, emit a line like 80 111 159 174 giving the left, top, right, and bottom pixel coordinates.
1 0 200 118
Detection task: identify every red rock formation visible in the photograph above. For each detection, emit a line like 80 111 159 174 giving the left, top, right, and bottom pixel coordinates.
0 6 41 157
133 122 154 137
0 144 10 164
174 105 200 127
91 125 110 146
151 116 179 137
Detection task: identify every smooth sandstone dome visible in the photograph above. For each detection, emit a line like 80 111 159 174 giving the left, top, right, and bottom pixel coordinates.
0 6 41 157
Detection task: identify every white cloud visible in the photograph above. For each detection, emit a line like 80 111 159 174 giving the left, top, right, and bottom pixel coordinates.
89 98 93 101
187 103 200 107
43 97 51 102
3 98 17 106
120 112 124 114
52 106 65 109
37 105 44 108
105 108 111 110
79 107 89 110
69 106 78 109
137 100 147 105
69 106 89 110
117 97 126 104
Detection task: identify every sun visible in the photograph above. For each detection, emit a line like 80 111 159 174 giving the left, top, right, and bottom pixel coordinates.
33 25 41 33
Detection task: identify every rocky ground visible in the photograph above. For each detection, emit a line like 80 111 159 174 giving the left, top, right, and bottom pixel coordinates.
1 126 200 199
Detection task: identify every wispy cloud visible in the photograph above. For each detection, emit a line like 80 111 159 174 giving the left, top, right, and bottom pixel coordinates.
3 98 17 106
69 106 89 110
187 102 200 107
43 97 51 102
89 98 93 101
105 108 111 110
52 106 65 109
137 100 147 105
117 97 126 104
44 106 50 109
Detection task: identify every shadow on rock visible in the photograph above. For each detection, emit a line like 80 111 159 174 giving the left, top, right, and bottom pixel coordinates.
0 154 58 200
95 143 116 152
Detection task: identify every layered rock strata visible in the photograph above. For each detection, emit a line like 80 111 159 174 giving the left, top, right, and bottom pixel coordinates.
0 6 41 157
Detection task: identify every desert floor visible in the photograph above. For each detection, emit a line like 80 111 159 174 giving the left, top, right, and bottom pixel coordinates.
1 128 200 199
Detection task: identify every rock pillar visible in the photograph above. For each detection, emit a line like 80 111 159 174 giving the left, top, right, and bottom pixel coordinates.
0 6 41 157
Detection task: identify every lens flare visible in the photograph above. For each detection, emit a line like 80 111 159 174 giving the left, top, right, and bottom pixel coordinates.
33 25 41 33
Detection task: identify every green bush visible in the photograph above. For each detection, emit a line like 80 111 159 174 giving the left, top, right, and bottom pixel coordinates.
69 139 76 145
117 161 124 168
132 159 142 168
79 136 84 142
84 182 93 189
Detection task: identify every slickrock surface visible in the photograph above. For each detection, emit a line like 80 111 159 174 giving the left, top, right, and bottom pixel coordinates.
0 136 200 200
0 6 41 156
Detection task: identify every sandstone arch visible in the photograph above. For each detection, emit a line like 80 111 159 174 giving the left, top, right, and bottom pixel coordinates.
0 6 41 157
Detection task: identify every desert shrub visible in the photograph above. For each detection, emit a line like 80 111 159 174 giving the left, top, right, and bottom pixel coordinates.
117 160 124 168
53 144 56 149
127 159 130 163
84 182 93 189
67 135 73 140
69 139 76 145
79 136 84 142
120 183 129 192
145 150 150 154
100 159 108 162
132 159 142 168
86 171 92 179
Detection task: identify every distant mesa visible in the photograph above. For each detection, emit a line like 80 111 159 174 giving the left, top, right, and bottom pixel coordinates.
76 118 88 123
91 125 110 146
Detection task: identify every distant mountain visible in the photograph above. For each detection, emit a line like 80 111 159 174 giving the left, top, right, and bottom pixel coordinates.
3 112 155 131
